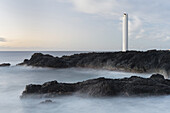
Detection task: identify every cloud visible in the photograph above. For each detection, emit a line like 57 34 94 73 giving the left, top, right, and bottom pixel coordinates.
59 0 170 41
0 37 6 42
164 36 170 41
70 0 120 16
129 16 143 38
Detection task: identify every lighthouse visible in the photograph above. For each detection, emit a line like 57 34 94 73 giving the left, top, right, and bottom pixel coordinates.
122 13 128 52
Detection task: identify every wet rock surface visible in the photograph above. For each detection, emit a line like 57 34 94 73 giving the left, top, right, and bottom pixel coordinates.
21 74 170 98
0 63 11 67
18 50 170 75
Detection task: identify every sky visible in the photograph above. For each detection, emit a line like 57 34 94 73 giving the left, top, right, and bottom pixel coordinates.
0 0 170 51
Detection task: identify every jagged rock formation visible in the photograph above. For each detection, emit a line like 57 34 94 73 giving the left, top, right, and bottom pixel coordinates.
21 74 170 98
18 50 170 77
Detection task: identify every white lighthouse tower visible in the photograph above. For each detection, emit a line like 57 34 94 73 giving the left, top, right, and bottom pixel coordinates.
122 13 128 52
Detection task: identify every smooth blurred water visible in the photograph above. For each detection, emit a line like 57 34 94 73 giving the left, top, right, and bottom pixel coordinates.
0 51 169 113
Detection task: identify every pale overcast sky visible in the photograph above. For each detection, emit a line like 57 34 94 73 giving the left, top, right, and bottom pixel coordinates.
0 0 170 51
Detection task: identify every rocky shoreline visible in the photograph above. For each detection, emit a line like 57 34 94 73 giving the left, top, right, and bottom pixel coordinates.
21 74 170 98
18 50 170 77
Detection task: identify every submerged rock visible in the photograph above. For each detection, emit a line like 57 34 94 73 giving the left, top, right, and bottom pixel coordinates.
0 63 10 67
18 50 170 76
21 74 170 98
40 100 55 104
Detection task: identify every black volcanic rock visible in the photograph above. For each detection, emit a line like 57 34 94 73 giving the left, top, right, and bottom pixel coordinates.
0 63 10 67
20 53 68 68
18 50 170 76
150 74 165 80
21 74 170 98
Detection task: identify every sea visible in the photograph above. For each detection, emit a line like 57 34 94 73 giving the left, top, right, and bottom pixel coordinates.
0 51 170 113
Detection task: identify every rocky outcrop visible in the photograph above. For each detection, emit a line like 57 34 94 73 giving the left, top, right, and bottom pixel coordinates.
0 63 10 67
21 74 170 98
18 50 170 77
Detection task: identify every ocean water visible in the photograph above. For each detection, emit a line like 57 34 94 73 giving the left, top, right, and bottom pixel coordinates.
0 51 170 113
